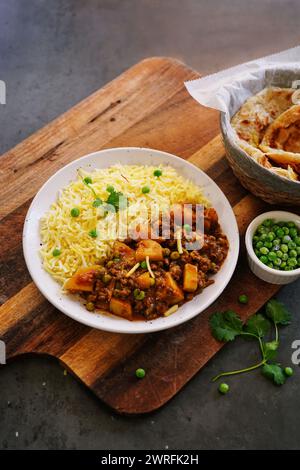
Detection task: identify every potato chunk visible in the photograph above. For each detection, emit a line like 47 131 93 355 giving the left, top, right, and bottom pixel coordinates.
136 239 163 262
113 241 135 260
136 272 153 290
183 264 198 292
65 266 101 292
109 297 133 320
165 272 184 305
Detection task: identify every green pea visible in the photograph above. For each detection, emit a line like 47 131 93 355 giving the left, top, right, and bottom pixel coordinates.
267 232 275 241
276 250 283 258
255 249 261 257
52 248 61 257
297 247 300 255
288 241 296 250
253 235 259 243
218 383 229 394
86 302 95 312
260 233 268 241
289 249 297 258
140 260 147 269
281 244 288 253
153 169 162 177
142 186 150 194
282 253 288 261
272 225 280 232
238 294 249 304
287 222 295 228
282 227 290 235
184 223 192 233
264 241 273 249
283 235 291 243
288 258 297 267
268 251 277 261
272 238 280 246
106 185 114 193
289 228 298 239
70 207 80 217
102 273 112 284
260 255 268 264
134 289 145 300
135 368 146 379
257 225 267 234
295 237 300 246
280 261 286 268
274 258 282 267
267 262 274 268
284 367 294 377
276 228 284 238
263 219 274 227
89 229 98 238
256 241 263 249
93 198 102 207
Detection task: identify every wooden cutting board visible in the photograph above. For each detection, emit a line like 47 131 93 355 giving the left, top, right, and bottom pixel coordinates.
0 57 281 414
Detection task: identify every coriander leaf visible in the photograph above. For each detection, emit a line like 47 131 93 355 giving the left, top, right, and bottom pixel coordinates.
261 363 286 385
263 341 279 361
210 310 243 342
266 299 291 325
106 189 126 212
245 314 270 338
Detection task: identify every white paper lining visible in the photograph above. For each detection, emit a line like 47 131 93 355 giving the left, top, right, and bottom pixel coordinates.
185 46 300 114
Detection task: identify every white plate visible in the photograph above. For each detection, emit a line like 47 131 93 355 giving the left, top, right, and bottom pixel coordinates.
23 147 239 334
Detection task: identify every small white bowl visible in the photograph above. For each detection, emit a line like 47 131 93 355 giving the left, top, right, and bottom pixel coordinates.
245 211 300 285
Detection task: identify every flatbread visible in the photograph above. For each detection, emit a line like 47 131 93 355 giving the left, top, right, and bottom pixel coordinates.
231 87 294 147
230 86 299 182
269 165 298 181
259 105 300 168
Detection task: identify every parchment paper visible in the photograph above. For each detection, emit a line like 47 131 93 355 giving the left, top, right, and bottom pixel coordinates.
185 46 300 114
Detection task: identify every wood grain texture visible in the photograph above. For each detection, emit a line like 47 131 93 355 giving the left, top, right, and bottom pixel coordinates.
0 57 282 414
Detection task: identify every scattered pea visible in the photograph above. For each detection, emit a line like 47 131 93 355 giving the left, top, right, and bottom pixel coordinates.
153 169 162 177
284 367 294 377
140 260 147 269
218 383 229 394
238 294 249 304
52 248 61 257
70 207 80 217
142 186 150 194
89 229 98 238
136 368 146 379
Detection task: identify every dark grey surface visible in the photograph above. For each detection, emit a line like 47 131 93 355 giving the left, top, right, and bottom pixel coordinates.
0 0 299 450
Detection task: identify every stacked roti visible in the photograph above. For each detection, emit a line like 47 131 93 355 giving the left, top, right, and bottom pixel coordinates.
231 87 299 182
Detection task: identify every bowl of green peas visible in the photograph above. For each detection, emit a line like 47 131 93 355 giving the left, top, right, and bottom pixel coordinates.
245 211 300 284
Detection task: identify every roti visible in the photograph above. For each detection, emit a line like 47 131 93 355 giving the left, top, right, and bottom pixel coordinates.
230 86 299 182
231 87 294 147
259 105 300 168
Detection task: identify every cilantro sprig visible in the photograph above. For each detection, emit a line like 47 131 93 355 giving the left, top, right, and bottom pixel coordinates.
210 299 292 386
